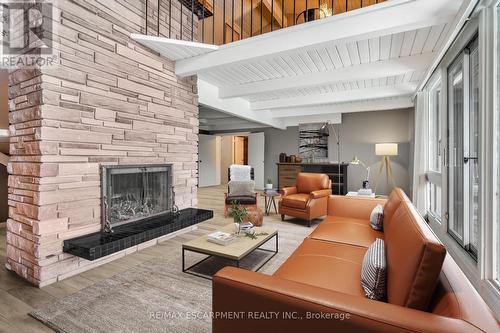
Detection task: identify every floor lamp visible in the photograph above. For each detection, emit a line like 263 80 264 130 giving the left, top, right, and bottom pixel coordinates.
319 122 341 194
374 143 398 193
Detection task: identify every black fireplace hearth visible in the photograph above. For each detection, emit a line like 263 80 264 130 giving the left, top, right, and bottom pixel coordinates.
64 208 213 261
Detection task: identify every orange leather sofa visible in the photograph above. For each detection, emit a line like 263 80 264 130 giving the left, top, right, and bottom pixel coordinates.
213 188 499 333
278 172 332 227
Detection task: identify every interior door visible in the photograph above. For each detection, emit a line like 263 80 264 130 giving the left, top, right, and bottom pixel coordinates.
233 136 248 165
198 134 221 187
248 132 265 190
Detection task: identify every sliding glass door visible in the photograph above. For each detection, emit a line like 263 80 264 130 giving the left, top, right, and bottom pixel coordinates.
447 37 480 258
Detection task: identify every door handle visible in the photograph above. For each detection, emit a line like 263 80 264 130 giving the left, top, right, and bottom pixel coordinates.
463 156 478 164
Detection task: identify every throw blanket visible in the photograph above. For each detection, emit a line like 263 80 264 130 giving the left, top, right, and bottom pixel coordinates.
230 164 251 181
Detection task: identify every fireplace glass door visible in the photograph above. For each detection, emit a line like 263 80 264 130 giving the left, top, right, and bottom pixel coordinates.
102 165 172 228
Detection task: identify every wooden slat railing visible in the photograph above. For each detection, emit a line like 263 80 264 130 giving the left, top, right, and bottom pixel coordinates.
146 0 385 45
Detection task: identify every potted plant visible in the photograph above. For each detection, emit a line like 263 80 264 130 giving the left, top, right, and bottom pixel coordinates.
229 201 248 234
265 178 273 190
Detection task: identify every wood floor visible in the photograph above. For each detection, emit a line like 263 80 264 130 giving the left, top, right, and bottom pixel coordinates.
0 185 285 333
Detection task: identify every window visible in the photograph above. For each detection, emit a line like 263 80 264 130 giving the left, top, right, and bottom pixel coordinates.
447 37 480 259
425 76 442 222
428 183 442 219
428 82 442 172
420 3 500 316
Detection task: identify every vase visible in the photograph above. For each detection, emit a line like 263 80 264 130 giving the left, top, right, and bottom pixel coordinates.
265 183 273 190
233 221 242 234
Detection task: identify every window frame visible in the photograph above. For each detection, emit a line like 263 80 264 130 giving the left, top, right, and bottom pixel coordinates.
476 0 500 319
480 0 500 314
423 3 500 318
424 74 443 224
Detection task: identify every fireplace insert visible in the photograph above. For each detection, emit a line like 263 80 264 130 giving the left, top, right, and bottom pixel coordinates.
101 164 173 232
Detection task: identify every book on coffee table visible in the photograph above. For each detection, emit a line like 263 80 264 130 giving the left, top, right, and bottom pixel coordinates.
207 231 236 246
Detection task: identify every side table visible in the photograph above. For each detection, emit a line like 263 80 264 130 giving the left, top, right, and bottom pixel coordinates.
263 189 279 215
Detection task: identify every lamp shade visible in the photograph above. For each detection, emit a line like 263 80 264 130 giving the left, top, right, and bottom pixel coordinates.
318 123 330 137
375 143 398 156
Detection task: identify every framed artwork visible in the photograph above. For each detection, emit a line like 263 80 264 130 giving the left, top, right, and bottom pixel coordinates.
298 123 328 159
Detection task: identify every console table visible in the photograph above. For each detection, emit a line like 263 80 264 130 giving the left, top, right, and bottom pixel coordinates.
277 162 349 195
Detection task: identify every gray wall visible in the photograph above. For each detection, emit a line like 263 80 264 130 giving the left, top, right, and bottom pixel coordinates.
264 108 414 196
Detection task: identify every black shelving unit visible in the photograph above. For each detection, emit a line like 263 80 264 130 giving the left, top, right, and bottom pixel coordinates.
277 162 349 195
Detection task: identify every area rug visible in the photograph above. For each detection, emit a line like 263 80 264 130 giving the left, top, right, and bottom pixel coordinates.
30 220 313 333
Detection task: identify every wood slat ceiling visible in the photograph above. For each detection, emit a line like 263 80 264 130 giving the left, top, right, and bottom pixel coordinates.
199 23 448 90
246 70 424 102
134 0 465 129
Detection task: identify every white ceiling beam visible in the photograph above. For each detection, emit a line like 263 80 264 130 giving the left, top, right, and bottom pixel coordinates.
283 113 342 128
200 117 260 126
270 96 414 118
251 83 417 110
203 122 268 131
218 53 435 98
176 0 459 76
198 79 285 129
131 34 219 61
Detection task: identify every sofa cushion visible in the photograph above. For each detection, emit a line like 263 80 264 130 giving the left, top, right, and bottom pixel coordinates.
383 188 406 227
384 201 446 311
369 204 384 231
281 193 310 210
361 238 387 300
309 220 384 248
228 180 255 196
225 195 256 205
327 195 387 220
296 172 330 194
274 239 366 297
321 215 371 227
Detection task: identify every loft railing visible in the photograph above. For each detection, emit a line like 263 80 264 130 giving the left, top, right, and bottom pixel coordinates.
146 0 385 45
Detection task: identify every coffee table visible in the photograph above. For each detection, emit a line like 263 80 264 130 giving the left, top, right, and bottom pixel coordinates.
182 224 278 279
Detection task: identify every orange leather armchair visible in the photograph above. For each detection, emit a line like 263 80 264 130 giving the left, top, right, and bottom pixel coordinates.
279 172 331 227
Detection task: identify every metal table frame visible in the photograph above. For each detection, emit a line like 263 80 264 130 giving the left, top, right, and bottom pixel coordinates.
263 192 279 215
182 232 279 280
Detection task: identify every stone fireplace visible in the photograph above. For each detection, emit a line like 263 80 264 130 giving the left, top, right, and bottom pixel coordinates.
6 0 201 286
101 165 173 231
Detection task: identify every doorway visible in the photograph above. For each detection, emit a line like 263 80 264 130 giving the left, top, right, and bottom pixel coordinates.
233 136 248 165
220 133 265 189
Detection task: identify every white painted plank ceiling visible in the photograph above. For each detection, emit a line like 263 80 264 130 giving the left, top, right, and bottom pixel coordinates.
133 0 467 129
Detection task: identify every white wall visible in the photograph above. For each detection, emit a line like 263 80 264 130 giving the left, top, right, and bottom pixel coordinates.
220 136 234 183
198 134 221 187
263 108 414 196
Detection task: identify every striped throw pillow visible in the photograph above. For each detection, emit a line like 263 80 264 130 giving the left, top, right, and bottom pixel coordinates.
361 238 387 300
369 204 384 230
